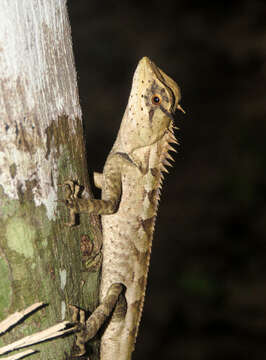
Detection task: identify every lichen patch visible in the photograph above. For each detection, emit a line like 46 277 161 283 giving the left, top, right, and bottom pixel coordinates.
6 217 36 258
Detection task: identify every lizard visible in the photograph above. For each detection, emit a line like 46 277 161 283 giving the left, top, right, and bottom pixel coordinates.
63 56 185 359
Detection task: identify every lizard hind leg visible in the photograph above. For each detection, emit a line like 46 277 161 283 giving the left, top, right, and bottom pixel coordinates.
70 283 125 356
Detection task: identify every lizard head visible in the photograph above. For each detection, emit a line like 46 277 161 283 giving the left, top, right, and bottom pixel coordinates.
115 57 184 154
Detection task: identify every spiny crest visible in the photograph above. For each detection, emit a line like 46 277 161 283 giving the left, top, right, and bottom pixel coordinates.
159 122 179 176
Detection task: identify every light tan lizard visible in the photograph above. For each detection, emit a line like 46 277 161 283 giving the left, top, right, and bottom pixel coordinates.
63 56 184 359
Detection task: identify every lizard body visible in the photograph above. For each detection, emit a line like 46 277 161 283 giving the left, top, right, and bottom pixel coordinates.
65 57 184 359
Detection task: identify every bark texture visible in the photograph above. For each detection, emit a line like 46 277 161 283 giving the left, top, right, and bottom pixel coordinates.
0 1 102 359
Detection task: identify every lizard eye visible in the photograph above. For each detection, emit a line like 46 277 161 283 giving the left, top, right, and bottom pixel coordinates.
151 94 162 105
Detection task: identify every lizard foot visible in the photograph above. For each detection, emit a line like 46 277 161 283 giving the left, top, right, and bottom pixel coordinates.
69 305 87 357
59 180 83 227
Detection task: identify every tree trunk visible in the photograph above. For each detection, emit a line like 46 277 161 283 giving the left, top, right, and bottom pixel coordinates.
0 1 102 359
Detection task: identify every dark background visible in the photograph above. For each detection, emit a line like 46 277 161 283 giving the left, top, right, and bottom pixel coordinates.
67 1 266 359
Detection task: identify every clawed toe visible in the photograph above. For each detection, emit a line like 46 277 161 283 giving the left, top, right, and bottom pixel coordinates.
63 180 82 198
69 305 85 324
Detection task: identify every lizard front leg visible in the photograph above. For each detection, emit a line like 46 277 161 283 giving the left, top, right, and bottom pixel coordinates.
62 158 122 224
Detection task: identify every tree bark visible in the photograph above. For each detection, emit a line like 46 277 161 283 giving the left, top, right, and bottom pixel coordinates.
0 1 102 359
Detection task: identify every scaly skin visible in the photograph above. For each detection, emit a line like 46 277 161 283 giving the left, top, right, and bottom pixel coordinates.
64 57 184 359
